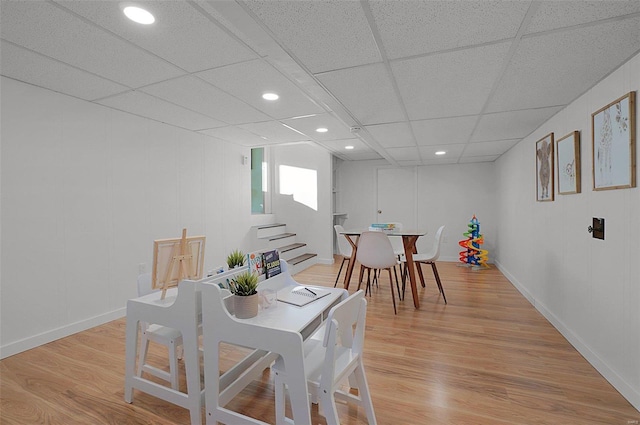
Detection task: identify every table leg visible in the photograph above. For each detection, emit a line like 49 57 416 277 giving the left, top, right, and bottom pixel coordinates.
342 235 359 290
282 351 312 425
182 324 202 425
402 235 421 309
124 308 139 403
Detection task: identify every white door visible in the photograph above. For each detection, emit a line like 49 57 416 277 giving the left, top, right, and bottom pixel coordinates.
376 167 417 229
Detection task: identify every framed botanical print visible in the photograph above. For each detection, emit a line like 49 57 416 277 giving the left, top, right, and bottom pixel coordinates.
536 133 554 201
591 91 636 190
556 131 581 195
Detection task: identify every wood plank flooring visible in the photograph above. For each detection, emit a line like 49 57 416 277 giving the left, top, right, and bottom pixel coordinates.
1 260 639 424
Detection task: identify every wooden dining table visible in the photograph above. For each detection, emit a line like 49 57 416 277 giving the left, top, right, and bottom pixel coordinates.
340 229 427 309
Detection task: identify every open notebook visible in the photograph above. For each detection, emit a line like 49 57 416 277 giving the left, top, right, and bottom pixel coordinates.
277 286 331 307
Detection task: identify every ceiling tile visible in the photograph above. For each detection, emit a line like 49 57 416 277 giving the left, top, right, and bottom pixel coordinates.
280 113 353 141
488 17 640 113
462 139 520 157
364 122 415 148
370 0 529 59
318 138 382 160
0 41 127 101
0 1 184 88
387 147 420 161
97 91 226 131
396 160 423 166
472 106 563 142
410 115 479 146
419 143 465 161
54 0 257 73
243 0 381 73
391 42 511 120
141 75 270 125
526 1 640 34
239 121 310 143
342 151 384 161
459 155 500 164
317 138 369 153
420 157 460 166
197 59 324 120
199 125 266 146
317 63 405 125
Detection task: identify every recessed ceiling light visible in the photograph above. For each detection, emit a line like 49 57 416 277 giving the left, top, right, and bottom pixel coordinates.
316 127 328 133
435 151 446 155
345 145 354 150
123 5 155 24
262 92 279 101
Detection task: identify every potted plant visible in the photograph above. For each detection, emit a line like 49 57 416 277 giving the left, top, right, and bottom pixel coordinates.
229 271 259 319
226 249 246 269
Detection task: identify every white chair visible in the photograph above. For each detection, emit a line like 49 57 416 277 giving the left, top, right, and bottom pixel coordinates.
356 231 400 314
273 290 376 425
135 273 183 390
386 222 406 260
333 225 353 287
378 222 405 290
402 225 447 304
125 277 203 425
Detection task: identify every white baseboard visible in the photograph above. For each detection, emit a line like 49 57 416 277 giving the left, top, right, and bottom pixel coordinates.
315 257 334 265
0 307 126 359
494 260 640 413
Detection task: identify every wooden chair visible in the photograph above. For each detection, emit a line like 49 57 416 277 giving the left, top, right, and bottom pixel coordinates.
273 290 376 425
402 225 447 304
356 231 400 314
333 225 352 287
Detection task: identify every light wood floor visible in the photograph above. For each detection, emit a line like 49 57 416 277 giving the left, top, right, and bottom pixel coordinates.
2 260 639 424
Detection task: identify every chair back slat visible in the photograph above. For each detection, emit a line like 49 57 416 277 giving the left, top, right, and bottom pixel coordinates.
432 225 446 261
334 225 353 257
356 231 397 269
321 290 366 392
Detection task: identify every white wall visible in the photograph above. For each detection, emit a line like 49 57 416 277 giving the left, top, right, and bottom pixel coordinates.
0 77 256 357
495 52 640 410
336 160 497 262
271 143 333 263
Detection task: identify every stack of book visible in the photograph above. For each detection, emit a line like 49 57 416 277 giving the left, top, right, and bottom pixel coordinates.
247 249 282 281
368 223 396 232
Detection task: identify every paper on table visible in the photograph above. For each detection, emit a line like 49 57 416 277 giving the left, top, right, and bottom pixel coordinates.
276 286 331 307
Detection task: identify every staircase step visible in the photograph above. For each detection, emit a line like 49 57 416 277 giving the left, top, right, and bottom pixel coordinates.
254 223 285 230
279 243 306 253
259 232 296 242
289 253 317 266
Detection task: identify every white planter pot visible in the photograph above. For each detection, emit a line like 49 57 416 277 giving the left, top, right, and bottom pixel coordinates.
234 293 259 319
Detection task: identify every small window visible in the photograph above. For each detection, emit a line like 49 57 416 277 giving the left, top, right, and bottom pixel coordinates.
251 148 270 214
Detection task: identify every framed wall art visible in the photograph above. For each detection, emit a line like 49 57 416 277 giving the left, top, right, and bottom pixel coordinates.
536 133 554 202
591 91 636 190
556 131 581 195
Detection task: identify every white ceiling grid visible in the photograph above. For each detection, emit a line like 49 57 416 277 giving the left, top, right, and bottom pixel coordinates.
1 0 639 165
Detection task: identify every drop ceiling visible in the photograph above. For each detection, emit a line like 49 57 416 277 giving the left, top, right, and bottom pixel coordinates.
1 1 639 165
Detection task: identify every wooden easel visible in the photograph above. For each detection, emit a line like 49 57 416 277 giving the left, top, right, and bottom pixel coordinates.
161 228 194 299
